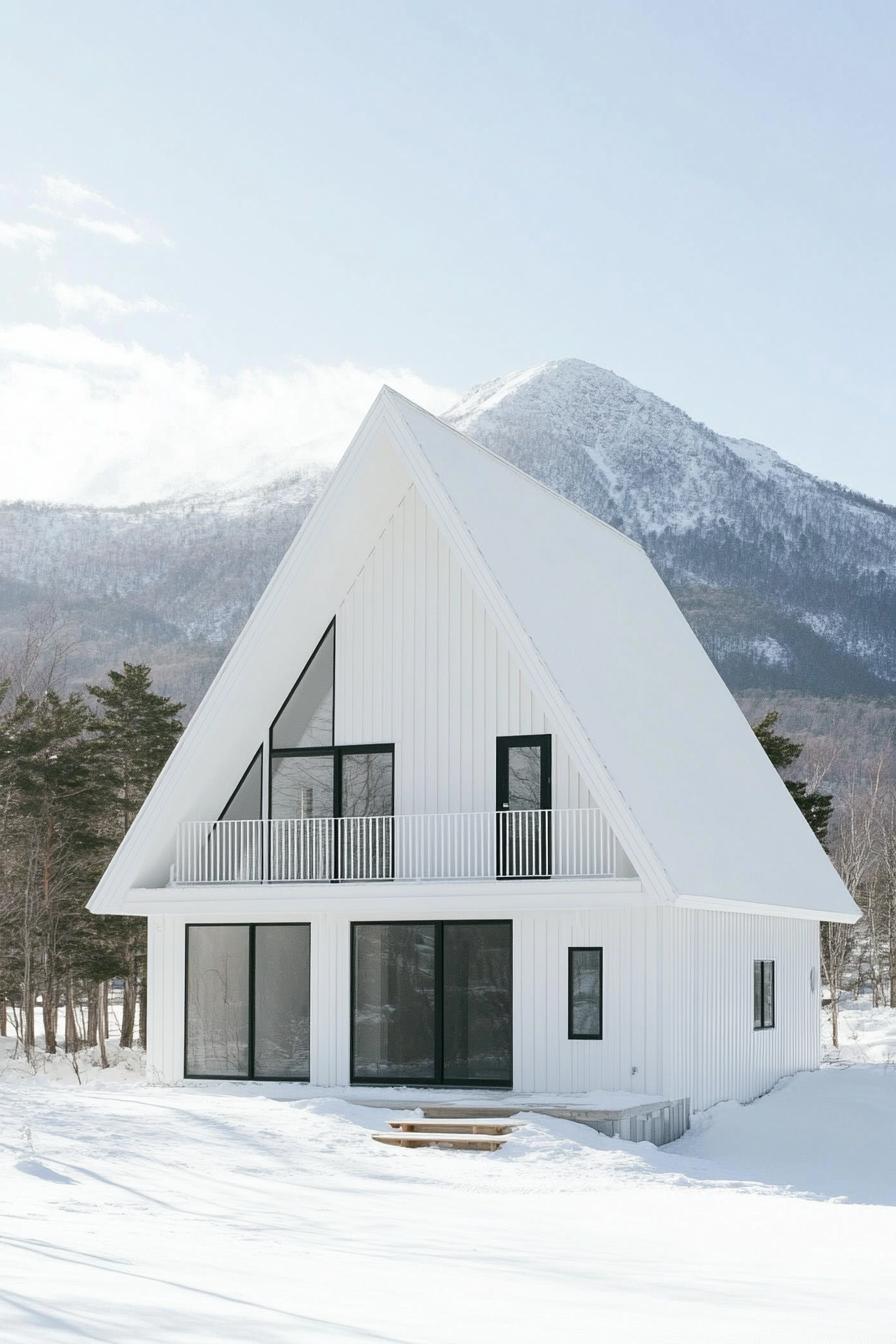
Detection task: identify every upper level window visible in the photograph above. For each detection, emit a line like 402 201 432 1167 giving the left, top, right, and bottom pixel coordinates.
568 946 603 1039
271 623 334 750
219 748 262 821
753 960 775 1030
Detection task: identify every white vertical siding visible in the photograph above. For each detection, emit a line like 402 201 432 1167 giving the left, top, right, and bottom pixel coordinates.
148 905 820 1104
660 907 820 1111
334 484 615 823
146 915 186 1084
513 907 661 1096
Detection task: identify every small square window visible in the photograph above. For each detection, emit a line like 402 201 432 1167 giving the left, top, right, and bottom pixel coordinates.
753 960 775 1030
568 947 603 1039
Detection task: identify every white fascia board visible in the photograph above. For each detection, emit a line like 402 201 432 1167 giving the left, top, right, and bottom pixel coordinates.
117 879 648 919
675 893 860 924
380 392 677 905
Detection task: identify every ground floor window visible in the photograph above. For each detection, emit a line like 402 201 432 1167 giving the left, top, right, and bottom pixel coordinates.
568 946 603 1039
753 959 775 1030
351 920 513 1086
185 924 311 1079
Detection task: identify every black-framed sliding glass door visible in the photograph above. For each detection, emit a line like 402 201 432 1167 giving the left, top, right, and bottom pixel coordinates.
351 920 512 1087
185 923 311 1080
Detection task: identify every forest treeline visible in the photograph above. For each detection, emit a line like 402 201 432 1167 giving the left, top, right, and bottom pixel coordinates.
0 652 182 1063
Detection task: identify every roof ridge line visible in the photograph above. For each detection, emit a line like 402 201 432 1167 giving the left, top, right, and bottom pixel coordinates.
381 385 647 556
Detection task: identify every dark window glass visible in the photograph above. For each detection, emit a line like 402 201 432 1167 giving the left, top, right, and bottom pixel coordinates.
753 960 763 1029
186 926 250 1076
340 752 393 817
220 749 262 821
569 947 603 1039
339 751 393 880
352 923 435 1080
443 922 512 1084
271 754 335 819
271 625 334 750
254 925 311 1079
754 960 775 1030
505 744 544 810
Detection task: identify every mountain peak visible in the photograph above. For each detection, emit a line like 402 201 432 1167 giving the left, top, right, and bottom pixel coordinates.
442 357 896 695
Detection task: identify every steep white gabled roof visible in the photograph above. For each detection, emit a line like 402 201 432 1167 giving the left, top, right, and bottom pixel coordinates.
89 386 858 921
385 391 858 922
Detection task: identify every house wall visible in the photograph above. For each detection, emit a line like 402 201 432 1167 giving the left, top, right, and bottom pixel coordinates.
148 905 820 1107
660 907 820 1111
333 482 610 820
148 905 661 1094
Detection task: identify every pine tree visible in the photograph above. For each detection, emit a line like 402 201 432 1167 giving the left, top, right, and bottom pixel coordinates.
0 689 109 1054
752 710 833 844
87 664 184 835
88 665 184 1048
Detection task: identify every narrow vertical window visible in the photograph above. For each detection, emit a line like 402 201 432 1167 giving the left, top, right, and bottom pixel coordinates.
568 946 603 1039
753 960 775 1030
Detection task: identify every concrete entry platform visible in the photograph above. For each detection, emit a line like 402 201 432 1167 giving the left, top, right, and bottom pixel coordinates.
351 1089 690 1146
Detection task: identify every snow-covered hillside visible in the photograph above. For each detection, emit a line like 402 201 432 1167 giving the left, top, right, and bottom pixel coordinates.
445 360 896 694
4 358 896 705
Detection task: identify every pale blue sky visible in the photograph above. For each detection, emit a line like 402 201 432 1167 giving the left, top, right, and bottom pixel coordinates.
1 1 894 503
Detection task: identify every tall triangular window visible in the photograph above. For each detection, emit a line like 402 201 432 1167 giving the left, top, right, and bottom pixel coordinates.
271 623 334 750
219 748 263 821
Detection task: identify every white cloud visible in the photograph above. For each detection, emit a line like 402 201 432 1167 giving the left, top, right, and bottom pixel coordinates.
70 215 145 245
41 175 119 213
50 281 169 320
0 220 56 257
0 323 458 505
33 175 158 246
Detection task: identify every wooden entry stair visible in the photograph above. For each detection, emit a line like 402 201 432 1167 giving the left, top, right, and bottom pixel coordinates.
372 1114 519 1152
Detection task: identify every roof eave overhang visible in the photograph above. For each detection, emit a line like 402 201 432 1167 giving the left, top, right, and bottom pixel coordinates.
675 892 860 924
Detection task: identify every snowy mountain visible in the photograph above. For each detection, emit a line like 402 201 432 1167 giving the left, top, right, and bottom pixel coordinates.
445 360 896 696
3 357 896 708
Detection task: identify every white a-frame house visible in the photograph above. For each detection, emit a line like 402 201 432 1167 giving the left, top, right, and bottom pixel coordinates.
89 389 859 1115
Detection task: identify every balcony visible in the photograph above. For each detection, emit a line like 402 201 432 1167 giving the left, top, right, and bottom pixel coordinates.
172 809 621 884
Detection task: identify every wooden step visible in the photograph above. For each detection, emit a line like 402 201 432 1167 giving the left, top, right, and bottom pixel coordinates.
421 1106 516 1119
372 1131 508 1152
388 1119 518 1136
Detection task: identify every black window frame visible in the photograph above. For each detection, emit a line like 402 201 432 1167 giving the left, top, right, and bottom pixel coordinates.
349 919 513 1088
269 742 395 880
267 619 395 879
753 959 775 1031
568 946 604 1040
496 733 552 879
184 922 311 1081
496 733 552 812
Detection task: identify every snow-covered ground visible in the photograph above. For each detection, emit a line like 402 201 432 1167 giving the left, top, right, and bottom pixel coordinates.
822 992 896 1065
1 1007 895 1342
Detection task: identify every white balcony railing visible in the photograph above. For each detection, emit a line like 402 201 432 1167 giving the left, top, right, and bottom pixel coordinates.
172 809 619 885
